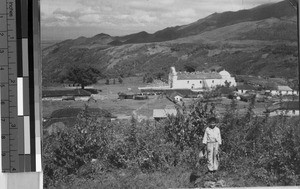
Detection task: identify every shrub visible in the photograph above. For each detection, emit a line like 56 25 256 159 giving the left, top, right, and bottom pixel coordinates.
43 107 112 187
251 116 300 185
43 96 300 188
165 99 216 151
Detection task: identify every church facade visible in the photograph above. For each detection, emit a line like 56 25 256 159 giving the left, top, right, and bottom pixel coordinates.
168 67 236 90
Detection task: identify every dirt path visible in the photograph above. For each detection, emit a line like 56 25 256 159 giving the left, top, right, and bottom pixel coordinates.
132 96 158 118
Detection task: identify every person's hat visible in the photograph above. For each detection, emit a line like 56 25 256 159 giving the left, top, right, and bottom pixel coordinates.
208 117 218 123
199 148 207 159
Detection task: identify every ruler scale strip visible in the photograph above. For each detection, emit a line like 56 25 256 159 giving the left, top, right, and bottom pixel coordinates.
28 0 36 171
7 0 18 173
32 0 42 172
0 0 42 173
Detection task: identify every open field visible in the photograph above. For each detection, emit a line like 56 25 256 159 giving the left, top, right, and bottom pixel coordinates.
42 95 171 120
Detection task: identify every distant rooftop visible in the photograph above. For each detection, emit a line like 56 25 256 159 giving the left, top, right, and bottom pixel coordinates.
153 109 177 118
169 91 184 99
277 86 293 91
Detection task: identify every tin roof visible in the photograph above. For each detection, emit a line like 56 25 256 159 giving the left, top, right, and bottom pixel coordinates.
277 86 293 91
177 72 222 80
153 109 177 118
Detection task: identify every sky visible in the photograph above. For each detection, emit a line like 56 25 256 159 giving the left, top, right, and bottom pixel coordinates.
41 0 283 41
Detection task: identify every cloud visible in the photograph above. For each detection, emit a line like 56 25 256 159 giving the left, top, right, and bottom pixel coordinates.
41 0 284 38
176 9 197 17
127 1 169 12
78 14 101 23
52 8 83 20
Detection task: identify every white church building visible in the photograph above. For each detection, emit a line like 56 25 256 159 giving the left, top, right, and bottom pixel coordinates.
168 67 236 90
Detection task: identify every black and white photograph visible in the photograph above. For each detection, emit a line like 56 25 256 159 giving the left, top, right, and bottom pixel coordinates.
42 0 299 188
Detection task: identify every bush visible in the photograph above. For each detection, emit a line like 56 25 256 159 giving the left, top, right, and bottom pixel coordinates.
250 116 300 185
43 107 112 187
43 97 300 188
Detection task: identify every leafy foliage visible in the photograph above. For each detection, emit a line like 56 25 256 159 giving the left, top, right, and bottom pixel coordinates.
64 65 101 89
43 98 300 188
43 107 112 187
143 73 154 83
165 100 215 151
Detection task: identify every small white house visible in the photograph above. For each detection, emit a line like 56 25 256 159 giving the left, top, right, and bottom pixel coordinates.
277 86 294 95
169 92 184 102
174 95 183 102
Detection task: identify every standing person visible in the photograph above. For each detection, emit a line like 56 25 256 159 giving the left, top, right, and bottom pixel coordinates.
202 117 222 173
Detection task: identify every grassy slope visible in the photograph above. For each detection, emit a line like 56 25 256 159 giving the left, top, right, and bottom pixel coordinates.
65 164 268 188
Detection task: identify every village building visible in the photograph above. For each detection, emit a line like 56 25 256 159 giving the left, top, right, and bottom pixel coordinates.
264 85 278 96
265 101 299 117
277 86 297 95
236 84 256 94
118 92 135 99
265 85 299 96
174 95 183 102
168 67 236 90
168 92 184 102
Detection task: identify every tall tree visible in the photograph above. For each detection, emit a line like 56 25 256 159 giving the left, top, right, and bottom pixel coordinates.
118 77 123 84
65 65 101 89
105 78 110 85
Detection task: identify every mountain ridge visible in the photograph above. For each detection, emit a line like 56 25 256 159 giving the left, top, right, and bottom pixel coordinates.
43 0 295 47
42 1 298 86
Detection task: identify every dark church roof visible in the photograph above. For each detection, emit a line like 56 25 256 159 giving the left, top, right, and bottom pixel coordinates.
50 107 112 119
42 89 92 97
176 72 222 80
280 101 299 110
